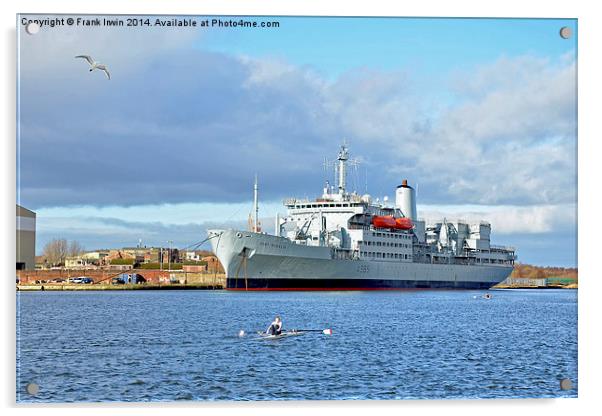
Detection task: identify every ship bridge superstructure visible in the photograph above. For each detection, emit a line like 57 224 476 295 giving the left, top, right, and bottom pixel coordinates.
275 144 515 267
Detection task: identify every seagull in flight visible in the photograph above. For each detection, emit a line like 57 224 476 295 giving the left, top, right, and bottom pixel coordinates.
75 55 111 80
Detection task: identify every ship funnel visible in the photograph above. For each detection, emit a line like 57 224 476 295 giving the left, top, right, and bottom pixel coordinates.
395 179 417 221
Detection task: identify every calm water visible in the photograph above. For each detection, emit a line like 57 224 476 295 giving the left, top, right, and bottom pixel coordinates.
16 289 577 402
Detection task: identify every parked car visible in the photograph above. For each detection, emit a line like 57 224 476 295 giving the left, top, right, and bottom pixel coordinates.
111 276 126 285
50 278 65 283
68 276 91 284
112 273 146 284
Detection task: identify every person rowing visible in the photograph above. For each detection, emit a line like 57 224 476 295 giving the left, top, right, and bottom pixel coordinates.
265 315 283 336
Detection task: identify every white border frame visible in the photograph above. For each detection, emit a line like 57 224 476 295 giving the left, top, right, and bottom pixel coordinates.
3 1 599 415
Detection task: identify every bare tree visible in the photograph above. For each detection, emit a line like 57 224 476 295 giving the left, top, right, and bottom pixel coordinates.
68 240 85 257
42 238 68 266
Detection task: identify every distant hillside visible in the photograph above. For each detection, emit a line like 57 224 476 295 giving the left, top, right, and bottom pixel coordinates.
510 264 578 281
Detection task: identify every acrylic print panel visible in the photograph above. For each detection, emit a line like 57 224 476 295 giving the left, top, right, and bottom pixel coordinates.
16 15 577 402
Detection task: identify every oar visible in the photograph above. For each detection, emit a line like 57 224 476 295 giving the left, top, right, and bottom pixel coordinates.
239 328 333 337
295 329 333 335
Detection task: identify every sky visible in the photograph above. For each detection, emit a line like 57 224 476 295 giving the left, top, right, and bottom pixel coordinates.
17 15 577 266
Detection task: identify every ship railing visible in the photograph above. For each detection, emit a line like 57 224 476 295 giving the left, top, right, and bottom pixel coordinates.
452 258 477 266
284 198 312 205
348 224 410 233
348 224 371 230
490 245 515 252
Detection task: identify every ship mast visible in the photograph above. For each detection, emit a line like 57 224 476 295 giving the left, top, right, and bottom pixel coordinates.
253 174 259 232
337 144 349 195
323 142 359 200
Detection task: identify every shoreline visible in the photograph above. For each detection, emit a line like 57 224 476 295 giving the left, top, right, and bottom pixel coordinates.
493 284 578 290
16 283 223 291
17 283 577 292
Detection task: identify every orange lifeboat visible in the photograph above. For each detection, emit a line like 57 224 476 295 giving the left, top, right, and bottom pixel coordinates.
395 217 413 230
372 216 397 228
371 216 413 230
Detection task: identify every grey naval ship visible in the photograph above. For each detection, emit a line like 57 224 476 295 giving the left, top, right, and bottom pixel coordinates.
209 145 516 291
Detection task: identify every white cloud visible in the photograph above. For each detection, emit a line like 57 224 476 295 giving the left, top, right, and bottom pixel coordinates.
380 55 576 205
418 203 576 234
18 25 576 210
446 56 575 141
36 199 575 240
36 201 286 226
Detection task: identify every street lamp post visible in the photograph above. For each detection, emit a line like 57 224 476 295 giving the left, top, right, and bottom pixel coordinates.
167 240 173 272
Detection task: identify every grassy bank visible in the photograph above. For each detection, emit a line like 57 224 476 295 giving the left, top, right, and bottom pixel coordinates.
493 283 578 289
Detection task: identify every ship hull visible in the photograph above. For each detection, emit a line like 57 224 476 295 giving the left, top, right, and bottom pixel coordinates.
209 229 513 291
225 278 499 291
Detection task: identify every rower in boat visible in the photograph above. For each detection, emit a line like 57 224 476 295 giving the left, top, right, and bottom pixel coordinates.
265 315 283 336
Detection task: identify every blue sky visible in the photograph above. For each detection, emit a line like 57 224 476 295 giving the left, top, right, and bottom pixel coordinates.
17 15 577 266
203 17 576 77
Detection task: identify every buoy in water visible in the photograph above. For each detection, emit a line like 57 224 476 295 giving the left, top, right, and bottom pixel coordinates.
238 330 246 337
483 293 492 299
